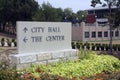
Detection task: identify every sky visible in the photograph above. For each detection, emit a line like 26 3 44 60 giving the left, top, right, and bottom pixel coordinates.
37 0 93 13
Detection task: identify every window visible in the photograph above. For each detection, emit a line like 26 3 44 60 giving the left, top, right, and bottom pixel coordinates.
115 31 119 37
92 32 96 38
104 31 108 37
98 31 102 38
85 32 89 38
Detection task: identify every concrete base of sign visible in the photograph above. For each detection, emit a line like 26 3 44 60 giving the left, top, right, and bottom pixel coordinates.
9 49 78 70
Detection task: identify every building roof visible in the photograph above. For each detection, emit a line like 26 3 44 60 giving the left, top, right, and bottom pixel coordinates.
85 6 117 11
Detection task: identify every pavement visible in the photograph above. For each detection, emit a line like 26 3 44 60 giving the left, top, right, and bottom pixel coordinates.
0 33 16 39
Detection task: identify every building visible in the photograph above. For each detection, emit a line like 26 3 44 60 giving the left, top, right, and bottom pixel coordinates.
71 7 120 42
86 14 96 24
72 22 120 41
85 6 117 24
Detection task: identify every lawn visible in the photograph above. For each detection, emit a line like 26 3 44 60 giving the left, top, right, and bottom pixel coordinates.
88 39 120 44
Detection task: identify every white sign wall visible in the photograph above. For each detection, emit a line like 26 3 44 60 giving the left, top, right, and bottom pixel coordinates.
17 21 72 54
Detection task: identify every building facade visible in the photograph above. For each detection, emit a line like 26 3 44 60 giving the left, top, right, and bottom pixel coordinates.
72 22 120 41
85 6 117 24
72 7 120 42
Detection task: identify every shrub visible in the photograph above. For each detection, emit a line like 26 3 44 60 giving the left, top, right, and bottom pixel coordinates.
71 42 76 49
117 44 120 51
7 39 11 47
91 43 95 50
101 44 105 50
105 44 109 51
86 71 120 80
14 41 17 47
12 39 17 47
85 43 90 50
96 43 100 50
113 44 117 51
82 44 85 50
27 53 120 79
76 42 80 49
11 39 15 42
0 68 23 80
78 50 93 60
79 42 83 50
1 38 5 46
0 60 23 80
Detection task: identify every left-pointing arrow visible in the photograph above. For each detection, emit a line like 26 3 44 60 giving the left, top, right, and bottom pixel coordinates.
23 27 28 33
23 37 28 43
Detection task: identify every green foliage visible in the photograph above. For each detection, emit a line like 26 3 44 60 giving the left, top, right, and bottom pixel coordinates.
7 39 11 46
114 10 120 27
1 38 5 46
33 2 63 22
84 42 90 50
11 39 17 47
0 0 39 25
101 44 105 50
72 41 120 51
91 0 120 7
0 69 23 80
91 43 95 50
0 58 22 80
0 0 88 25
113 44 117 51
117 44 120 51
11 39 15 42
27 52 120 79
71 42 76 49
86 70 120 80
105 44 109 51
78 50 94 60
95 43 100 50
77 10 87 21
91 0 102 7
76 42 81 49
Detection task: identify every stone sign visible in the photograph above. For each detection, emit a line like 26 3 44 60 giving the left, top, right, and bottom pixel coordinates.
10 21 78 69
17 21 72 54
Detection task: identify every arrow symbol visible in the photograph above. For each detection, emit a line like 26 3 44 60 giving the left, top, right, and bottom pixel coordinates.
23 37 28 43
23 27 28 33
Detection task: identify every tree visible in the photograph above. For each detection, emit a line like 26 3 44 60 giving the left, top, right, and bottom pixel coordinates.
0 0 39 25
55 8 64 22
33 2 64 22
32 7 46 21
64 8 74 21
32 4 64 22
114 9 120 28
91 0 120 54
76 10 87 22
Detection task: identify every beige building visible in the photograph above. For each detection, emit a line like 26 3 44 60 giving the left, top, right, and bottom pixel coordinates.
72 22 120 41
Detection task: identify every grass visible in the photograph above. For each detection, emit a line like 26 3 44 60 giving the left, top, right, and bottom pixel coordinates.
0 48 5 52
88 39 120 44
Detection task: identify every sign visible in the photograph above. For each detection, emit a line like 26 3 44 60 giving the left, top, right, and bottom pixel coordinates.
17 21 72 54
96 18 108 22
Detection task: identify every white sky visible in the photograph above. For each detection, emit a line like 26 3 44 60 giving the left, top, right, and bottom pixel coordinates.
37 0 93 13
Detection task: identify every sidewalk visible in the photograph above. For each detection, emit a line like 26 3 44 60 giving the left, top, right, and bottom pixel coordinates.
0 33 16 39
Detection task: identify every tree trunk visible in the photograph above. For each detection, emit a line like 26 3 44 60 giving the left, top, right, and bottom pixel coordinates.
109 3 113 54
